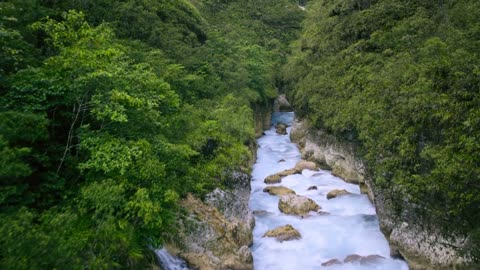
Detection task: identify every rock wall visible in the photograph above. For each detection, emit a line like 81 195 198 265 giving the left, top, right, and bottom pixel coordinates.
167 172 254 270
254 103 272 138
290 118 469 270
289 119 372 199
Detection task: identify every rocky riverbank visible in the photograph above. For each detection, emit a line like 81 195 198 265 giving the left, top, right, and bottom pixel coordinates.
289 118 468 270
161 101 276 269
165 172 254 270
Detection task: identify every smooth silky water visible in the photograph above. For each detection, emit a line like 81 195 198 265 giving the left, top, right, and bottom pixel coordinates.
249 112 409 270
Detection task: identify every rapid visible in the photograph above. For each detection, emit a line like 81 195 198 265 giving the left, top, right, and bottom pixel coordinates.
248 112 408 270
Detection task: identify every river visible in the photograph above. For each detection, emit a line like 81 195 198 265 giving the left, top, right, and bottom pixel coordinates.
157 112 409 270
248 112 409 270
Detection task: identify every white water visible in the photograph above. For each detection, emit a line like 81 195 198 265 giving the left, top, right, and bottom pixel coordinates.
249 112 409 270
155 248 189 270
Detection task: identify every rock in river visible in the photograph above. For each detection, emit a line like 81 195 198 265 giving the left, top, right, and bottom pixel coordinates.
294 160 317 172
275 123 288 135
326 189 352 199
278 194 320 215
263 224 301 242
263 186 296 196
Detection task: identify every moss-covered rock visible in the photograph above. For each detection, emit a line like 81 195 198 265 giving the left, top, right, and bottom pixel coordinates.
263 224 301 242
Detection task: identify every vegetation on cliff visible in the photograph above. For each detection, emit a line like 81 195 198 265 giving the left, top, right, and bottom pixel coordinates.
0 0 303 268
284 0 480 262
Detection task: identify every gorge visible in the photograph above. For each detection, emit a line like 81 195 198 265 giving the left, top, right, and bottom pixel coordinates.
1 0 479 269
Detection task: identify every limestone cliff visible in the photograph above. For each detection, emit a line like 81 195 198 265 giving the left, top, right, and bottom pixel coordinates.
290 118 469 270
167 172 254 270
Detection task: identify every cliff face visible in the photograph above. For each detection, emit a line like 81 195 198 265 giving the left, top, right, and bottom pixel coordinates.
168 172 254 270
290 118 468 270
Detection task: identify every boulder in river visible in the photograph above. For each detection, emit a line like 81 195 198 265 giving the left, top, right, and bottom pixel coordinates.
360 254 385 265
294 160 317 172
342 254 386 265
321 258 342 267
275 123 288 135
278 168 298 177
263 224 301 242
326 189 352 199
307 185 318 191
264 169 299 184
264 174 282 184
344 254 363 263
263 186 296 196
278 159 286 163
278 194 320 215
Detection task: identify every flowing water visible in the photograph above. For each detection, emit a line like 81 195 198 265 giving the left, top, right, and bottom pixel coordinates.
249 112 409 270
155 248 189 270
157 111 409 270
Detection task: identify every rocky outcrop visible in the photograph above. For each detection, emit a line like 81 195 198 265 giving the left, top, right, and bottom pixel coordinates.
263 224 301 242
168 172 254 270
263 186 296 196
278 194 320 215
290 118 469 270
326 189 352 199
273 94 292 112
290 119 368 190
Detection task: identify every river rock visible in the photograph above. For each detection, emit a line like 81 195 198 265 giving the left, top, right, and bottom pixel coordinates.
360 255 386 265
263 186 296 196
307 185 318 191
294 160 317 172
344 254 363 263
252 210 269 216
278 168 298 177
278 159 286 163
264 174 282 184
264 169 299 184
275 123 288 135
321 258 342 267
326 189 352 199
273 94 292 112
278 194 320 215
263 224 301 242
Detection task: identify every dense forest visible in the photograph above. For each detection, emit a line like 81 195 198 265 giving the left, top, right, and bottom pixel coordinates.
0 0 303 268
3 0 480 268
284 0 480 262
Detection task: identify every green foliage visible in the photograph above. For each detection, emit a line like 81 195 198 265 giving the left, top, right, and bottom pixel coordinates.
285 0 480 261
0 0 303 268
